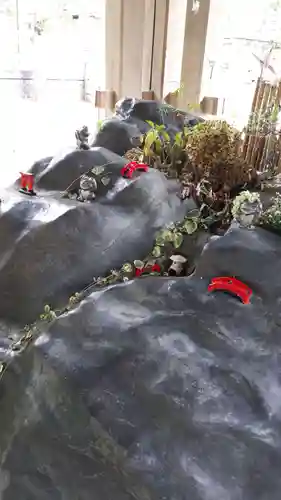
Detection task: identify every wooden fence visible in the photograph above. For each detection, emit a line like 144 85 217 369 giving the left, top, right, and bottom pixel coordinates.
242 78 281 172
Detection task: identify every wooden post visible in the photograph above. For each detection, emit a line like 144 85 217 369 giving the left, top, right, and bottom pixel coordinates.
200 96 218 115
105 0 169 103
142 91 155 100
95 90 117 110
179 0 211 108
164 91 179 107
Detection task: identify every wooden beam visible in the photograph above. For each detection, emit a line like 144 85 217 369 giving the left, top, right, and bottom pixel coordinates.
150 0 170 99
95 90 116 110
105 0 170 102
179 0 211 108
142 90 155 100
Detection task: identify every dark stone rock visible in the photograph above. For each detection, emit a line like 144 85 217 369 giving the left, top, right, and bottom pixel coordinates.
1 226 281 499
14 156 53 191
29 156 53 176
184 114 204 127
2 97 280 500
0 170 190 325
195 226 281 305
94 98 204 156
116 97 164 123
35 147 128 192
122 116 151 135
93 119 142 157
92 98 205 157
115 97 203 129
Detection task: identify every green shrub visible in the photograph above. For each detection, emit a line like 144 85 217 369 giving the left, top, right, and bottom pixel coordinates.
260 193 281 233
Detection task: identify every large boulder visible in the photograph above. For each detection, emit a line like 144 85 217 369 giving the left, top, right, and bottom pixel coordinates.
0 226 281 499
196 225 281 305
0 168 190 325
1 96 280 499
34 147 128 192
115 97 200 129
29 155 53 176
93 98 204 156
92 118 143 157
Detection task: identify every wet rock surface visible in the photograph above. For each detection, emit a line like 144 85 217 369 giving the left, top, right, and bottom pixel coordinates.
0 99 281 499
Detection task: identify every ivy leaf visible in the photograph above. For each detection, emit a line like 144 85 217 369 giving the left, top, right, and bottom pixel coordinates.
161 229 174 242
155 235 165 246
182 218 198 234
101 176 110 186
122 263 133 273
173 232 184 248
152 245 162 258
91 165 105 175
134 260 144 269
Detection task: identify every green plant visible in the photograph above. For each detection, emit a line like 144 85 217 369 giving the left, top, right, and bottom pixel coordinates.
153 215 199 253
133 119 256 192
97 119 105 131
231 191 261 220
68 292 82 308
126 118 257 229
182 120 254 191
0 210 202 381
260 193 281 232
40 304 57 322
142 121 170 157
245 105 279 136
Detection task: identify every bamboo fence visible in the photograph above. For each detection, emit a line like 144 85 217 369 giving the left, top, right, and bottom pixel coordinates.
242 77 281 172
165 74 281 173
